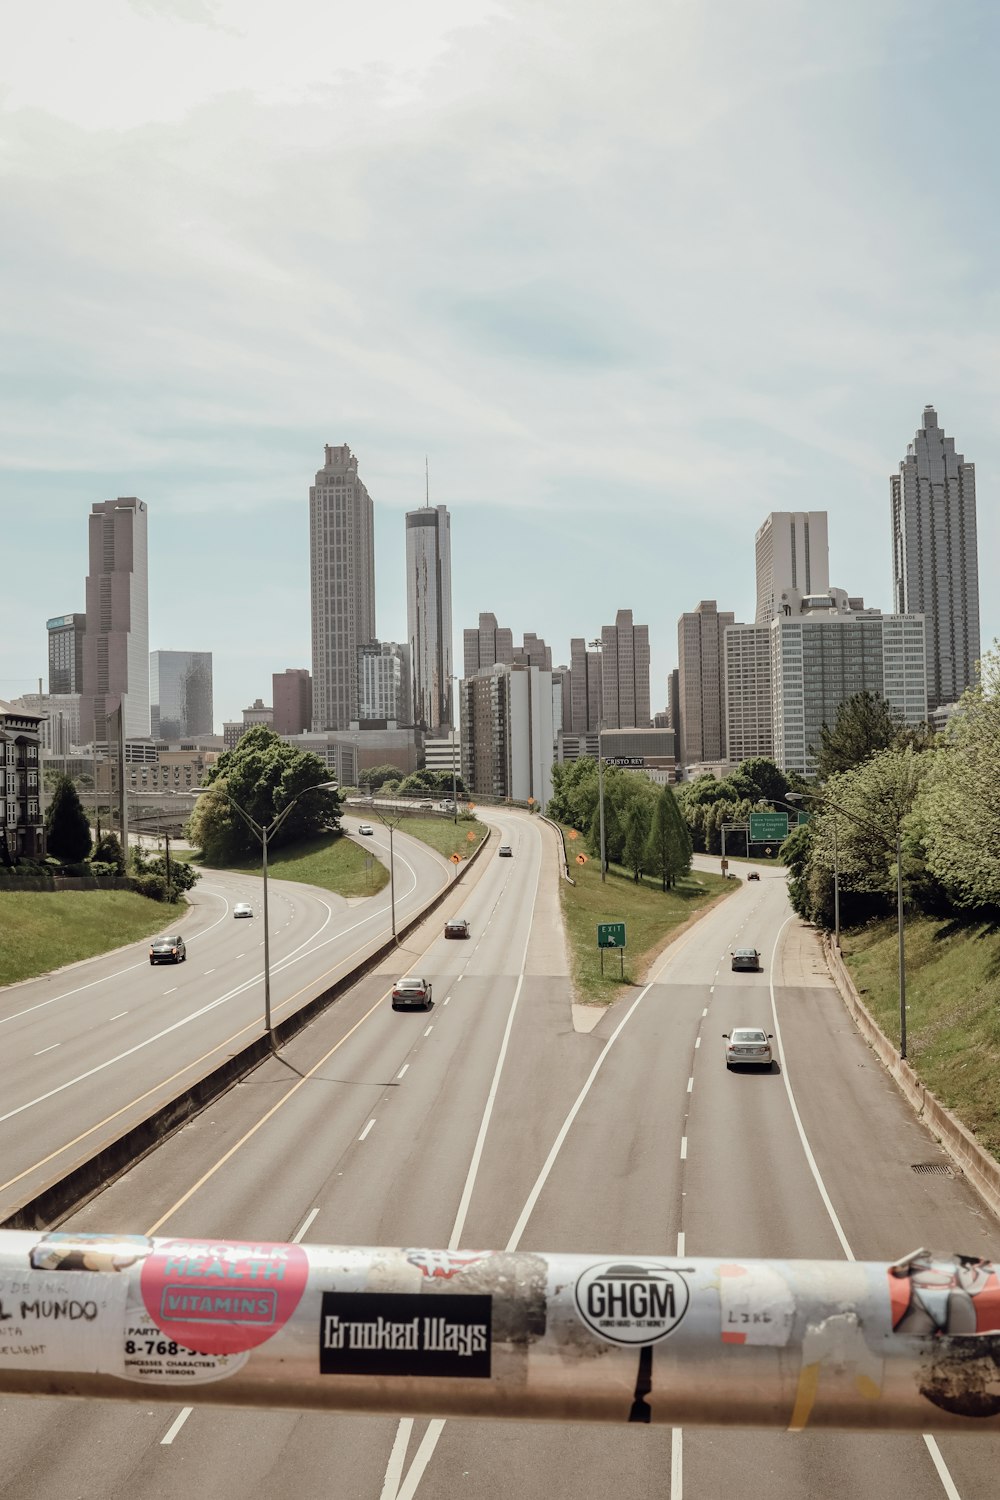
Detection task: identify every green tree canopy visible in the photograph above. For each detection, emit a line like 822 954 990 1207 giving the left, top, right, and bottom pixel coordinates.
812 691 905 781
45 775 92 863
728 757 789 805
92 830 126 873
359 763 405 791
645 785 693 890
186 726 342 863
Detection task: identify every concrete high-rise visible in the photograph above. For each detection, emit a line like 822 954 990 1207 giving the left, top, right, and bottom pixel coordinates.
515 633 553 671
358 641 410 722
891 405 980 712
569 638 602 732
600 610 651 729
724 624 773 763
406 504 452 731
47 614 86 695
150 651 214 740
310 444 376 731
460 662 554 807
463 613 514 678
272 669 313 736
80 497 149 745
677 600 735 768
755 512 829 624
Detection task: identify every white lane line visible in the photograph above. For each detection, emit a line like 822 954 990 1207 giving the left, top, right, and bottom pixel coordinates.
34 1043 60 1055
396 1420 446 1500
458 975 463 982
379 1417 415 1500
694 1037 701 1050
686 1077 693 1093
163 987 177 995
203 968 216 975
767 926 965 1497
108 1012 128 1021
676 1231 685 1257
680 1137 688 1160
702 1007 708 1017
292 1207 320 1243
358 1119 376 1141
423 1025 433 1037
160 1407 192 1445
709 986 714 994
396 1065 409 1079
923 1437 962 1499
443 997 450 1006
671 1427 683 1499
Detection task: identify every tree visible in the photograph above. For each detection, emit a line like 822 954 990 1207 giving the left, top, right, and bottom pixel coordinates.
646 785 692 890
359 764 404 791
131 844 200 900
186 726 342 863
91 830 126 873
622 801 650 883
812 691 905 780
914 646 1000 911
728 757 789 805
45 775 92 863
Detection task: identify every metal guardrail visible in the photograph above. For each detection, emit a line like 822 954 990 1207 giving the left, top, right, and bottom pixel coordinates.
0 1234 998 1430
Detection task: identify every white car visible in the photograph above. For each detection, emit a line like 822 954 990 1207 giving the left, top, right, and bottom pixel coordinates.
723 1027 774 1070
233 902 254 919
358 823 374 836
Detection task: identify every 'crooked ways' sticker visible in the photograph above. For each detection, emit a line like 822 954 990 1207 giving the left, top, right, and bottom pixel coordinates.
141 1240 309 1354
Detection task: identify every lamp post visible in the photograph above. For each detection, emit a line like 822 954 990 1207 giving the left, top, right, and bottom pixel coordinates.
788 791 905 1059
192 779 337 1053
368 798 402 940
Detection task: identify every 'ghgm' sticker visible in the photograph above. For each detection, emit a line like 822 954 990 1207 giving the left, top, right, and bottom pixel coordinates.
574 1260 690 1345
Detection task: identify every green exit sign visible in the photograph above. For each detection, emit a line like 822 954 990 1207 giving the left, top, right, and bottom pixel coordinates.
749 812 789 843
597 922 626 949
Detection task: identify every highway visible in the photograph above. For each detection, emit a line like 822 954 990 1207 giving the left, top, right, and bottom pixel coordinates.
1 813 998 1497
0 817 451 1217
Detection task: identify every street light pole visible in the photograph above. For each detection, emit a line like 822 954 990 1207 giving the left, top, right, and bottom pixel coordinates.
789 790 905 1059
597 726 607 883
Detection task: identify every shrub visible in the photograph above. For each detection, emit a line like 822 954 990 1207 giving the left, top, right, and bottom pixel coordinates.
131 872 169 902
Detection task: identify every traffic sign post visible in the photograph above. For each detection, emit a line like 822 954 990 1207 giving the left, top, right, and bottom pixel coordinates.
748 811 789 845
597 922 626 978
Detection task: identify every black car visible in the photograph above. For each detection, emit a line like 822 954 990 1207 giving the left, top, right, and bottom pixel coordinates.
731 948 762 972
444 918 470 939
150 935 186 965
747 871 760 881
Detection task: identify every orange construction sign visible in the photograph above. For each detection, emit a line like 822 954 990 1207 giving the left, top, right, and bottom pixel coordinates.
450 852 462 864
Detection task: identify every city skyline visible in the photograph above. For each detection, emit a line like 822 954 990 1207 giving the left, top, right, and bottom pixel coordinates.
3 7 998 724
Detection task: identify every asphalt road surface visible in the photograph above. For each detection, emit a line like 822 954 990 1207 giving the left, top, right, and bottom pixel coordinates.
0 816 450 1216
1 814 998 1498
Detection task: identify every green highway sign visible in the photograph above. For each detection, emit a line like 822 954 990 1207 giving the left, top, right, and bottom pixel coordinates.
749 812 789 844
597 922 626 949
797 811 812 825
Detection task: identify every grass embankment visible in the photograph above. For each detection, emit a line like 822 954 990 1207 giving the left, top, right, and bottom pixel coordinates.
557 832 734 1003
391 814 488 863
842 915 1000 1160
192 832 389 898
0 891 188 988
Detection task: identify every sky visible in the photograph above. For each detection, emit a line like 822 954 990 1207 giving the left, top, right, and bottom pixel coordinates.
2 0 998 727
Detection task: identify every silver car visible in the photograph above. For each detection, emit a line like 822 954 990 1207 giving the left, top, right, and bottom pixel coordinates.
723 1027 774 1070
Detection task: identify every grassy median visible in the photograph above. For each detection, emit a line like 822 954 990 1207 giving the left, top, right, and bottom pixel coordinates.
192 832 389 898
841 914 1000 1160
0 891 188 988
558 836 734 1003
388 814 488 863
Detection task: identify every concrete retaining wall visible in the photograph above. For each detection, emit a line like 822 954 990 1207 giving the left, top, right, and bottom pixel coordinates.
824 935 1000 1224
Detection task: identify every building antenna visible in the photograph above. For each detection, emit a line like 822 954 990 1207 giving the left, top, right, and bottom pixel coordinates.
425 454 430 508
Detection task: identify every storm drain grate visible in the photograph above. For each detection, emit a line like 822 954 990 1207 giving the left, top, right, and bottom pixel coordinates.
911 1162 955 1177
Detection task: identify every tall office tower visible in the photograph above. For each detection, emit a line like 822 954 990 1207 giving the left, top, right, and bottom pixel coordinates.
463 613 514 677
80 497 149 745
406 503 453 731
755 513 830 624
310 444 376 731
569 637 603 732
459 662 554 806
771 590 927 776
47 613 86 694
666 668 681 742
600 609 651 729
272 669 313 736
150 651 214 740
724 624 773 762
677 600 735 768
359 641 410 722
552 665 572 738
515 633 553 671
891 405 980 712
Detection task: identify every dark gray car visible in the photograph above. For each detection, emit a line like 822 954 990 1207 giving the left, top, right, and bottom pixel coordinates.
150 935 186 965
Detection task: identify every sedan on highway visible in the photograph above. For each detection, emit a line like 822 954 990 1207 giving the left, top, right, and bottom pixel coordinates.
358 823 374 836
723 1027 774 1069
747 870 760 881
731 947 762 971
444 918 470 939
149 935 186 965
233 903 254 919
391 976 433 1011
498 844 513 858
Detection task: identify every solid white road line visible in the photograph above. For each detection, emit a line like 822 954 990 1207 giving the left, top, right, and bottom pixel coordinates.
767 924 964 1496
396 1420 446 1500
160 1407 192 1445
34 1043 60 1055
671 1427 683 1500
292 1207 320 1243
379 1418 415 1500
676 1231 685 1257
358 1119 376 1141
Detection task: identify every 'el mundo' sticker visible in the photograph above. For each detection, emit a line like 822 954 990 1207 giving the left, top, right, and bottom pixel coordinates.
141 1240 309 1354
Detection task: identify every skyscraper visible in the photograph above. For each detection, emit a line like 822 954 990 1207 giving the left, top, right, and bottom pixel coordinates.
724 624 773 763
405 503 452 731
80 497 149 744
358 641 410 722
569 638 602 732
891 406 980 712
272 669 313 736
310 444 376 731
755 512 830 624
47 614 86 695
150 651 214 740
463 613 514 677
600 609 651 729
677 600 734 768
